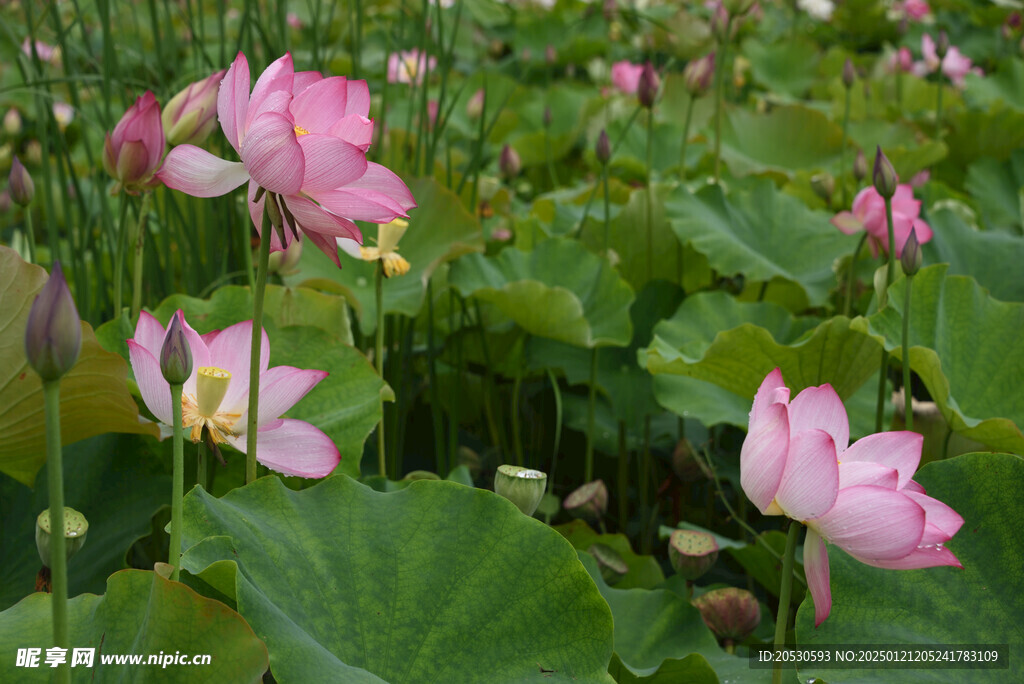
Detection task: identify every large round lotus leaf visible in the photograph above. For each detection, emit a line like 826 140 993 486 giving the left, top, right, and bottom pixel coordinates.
741 38 820 100
180 476 615 683
963 57 1024 111
718 105 843 178
555 519 665 590
286 177 484 333
846 120 948 181
0 433 170 610
0 569 268 683
795 452 1024 683
449 237 634 348
664 180 858 306
944 109 1024 187
864 264 1024 454
0 247 158 487
963 150 1024 234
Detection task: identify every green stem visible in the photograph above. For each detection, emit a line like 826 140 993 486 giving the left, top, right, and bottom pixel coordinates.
43 380 69 684
112 195 130 316
245 215 271 485
512 340 525 466
639 415 652 555
376 260 386 477
25 209 37 265
617 420 628 531
713 16 733 183
169 382 184 581
584 348 598 482
645 107 654 282
772 521 802 684
935 79 944 136
843 233 868 318
678 96 695 181
197 437 208 491
875 349 889 433
427 282 446 469
840 85 852 208
131 192 152 320
902 274 914 432
884 196 896 304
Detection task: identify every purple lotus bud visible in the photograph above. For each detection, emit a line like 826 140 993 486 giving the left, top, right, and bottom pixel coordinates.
545 44 557 66
595 129 611 165
638 62 660 109
853 148 868 182
588 543 628 585
494 465 547 516
24 262 81 382
160 311 193 385
603 0 617 21
668 529 719 580
901 226 922 276
499 144 521 181
872 146 898 199
162 69 227 147
683 53 715 97
36 507 89 568
563 480 608 522
9 155 34 207
692 587 761 642
842 58 856 89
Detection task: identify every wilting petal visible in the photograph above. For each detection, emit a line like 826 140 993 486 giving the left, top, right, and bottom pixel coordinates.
158 145 250 197
838 461 899 489
296 134 367 191
309 184 412 222
240 112 304 195
290 76 352 133
206 320 270 413
775 429 839 521
812 485 925 560
227 418 340 477
241 365 328 427
841 431 921 489
831 212 863 235
740 402 789 514
857 545 962 570
127 341 172 425
218 52 251 153
789 384 849 452
301 228 342 267
804 527 832 627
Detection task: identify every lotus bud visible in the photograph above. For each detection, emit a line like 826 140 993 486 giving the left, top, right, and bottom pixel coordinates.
936 31 950 59
9 155 34 207
24 262 81 382
672 438 712 482
4 108 22 136
499 144 521 181
36 507 89 568
267 236 303 275
853 148 868 182
874 264 890 308
159 312 193 385
711 4 730 42
810 172 835 206
563 480 608 522
668 529 719 580
24 140 43 166
545 44 557 66
872 146 898 199
102 91 165 194
723 0 756 15
683 53 716 97
842 58 856 89
494 465 547 516
692 587 761 642
467 89 485 120
595 129 611 165
638 62 660 109
543 106 553 130
162 69 227 147
901 226 922 276
603 0 617 22
588 543 628 585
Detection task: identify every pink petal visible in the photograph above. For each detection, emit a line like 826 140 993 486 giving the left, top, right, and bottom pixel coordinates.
344 162 417 213
345 80 371 117
788 384 849 453
246 53 294 129
903 479 926 494
133 310 170 354
227 418 340 477
749 368 789 427
157 145 250 197
905 491 963 542
301 228 343 267
290 77 352 133
327 114 375 150
775 429 839 521
858 545 962 570
286 195 362 240
740 402 790 514
243 365 328 427
840 431 921 489
116 140 153 185
812 485 925 560
308 184 412 222
240 112 305 195
838 461 899 489
206 320 270 413
910 217 933 245
803 527 832 627
127 340 173 425
218 52 250 153
296 134 367 192
831 212 863 235
292 70 323 94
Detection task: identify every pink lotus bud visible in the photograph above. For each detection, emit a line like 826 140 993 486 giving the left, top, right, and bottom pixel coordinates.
638 62 660 108
51 102 74 130
159 311 193 385
162 70 227 147
9 155 34 207
499 144 521 180
683 53 715 97
24 261 81 382
103 91 165 194
595 129 611 165
668 529 719 580
427 100 439 130
286 12 304 29
563 480 608 522
4 108 22 136
467 89 485 119
872 146 898 199
842 58 856 89
692 587 761 642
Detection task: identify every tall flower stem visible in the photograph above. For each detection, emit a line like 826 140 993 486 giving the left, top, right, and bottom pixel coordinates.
902 275 914 431
645 106 655 282
617 420 628 531
840 86 852 208
843 233 868 317
376 260 387 477
112 195 130 316
169 382 184 581
130 192 152 320
678 96 696 182
25 210 38 265
876 349 890 433
584 349 598 482
772 521 802 684
245 214 271 485
712 15 734 184
43 380 70 684
935 80 944 136
884 196 897 292
873 194 898 432
197 438 208 491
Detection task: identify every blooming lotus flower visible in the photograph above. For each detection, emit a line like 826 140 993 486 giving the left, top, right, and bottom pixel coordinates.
128 310 340 477
916 34 982 88
158 52 416 266
162 69 228 147
741 369 963 626
103 91 165 194
610 61 644 95
831 184 933 258
387 49 436 85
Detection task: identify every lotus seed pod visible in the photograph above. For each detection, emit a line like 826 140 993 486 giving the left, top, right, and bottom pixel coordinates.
36 507 88 568
563 479 608 522
494 465 547 516
668 529 719 580
589 543 628 585
692 587 761 642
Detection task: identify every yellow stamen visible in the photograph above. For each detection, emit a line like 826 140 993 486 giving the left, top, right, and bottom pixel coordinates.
294 124 310 136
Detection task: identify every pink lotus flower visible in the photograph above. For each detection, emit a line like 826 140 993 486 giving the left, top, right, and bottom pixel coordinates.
387 49 437 85
741 369 963 626
158 52 416 266
128 310 340 478
162 69 228 147
888 47 914 74
102 91 165 194
917 34 982 88
831 184 933 258
893 0 930 21
611 61 644 95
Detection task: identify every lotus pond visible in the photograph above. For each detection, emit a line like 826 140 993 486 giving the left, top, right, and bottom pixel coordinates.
1 0 1022 682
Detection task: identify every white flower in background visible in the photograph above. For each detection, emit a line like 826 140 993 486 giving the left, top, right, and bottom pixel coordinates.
798 0 834 21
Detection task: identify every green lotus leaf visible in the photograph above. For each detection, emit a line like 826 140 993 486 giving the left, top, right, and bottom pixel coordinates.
963 150 1024 234
922 208 1024 302
449 237 634 348
180 476 615 683
555 519 665 590
795 452 1024 683
718 105 843 178
0 247 158 487
741 38 821 100
963 57 1024 111
0 569 268 683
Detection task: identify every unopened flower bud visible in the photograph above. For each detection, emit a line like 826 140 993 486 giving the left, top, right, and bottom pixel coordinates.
102 91 164 193
267 236 303 275
499 144 521 181
588 543 628 585
683 53 716 97
160 312 193 385
4 108 22 136
872 146 898 199
36 507 88 567
669 529 719 580
692 587 761 642
842 58 856 89
545 44 557 66
467 89 485 120
162 69 228 147
874 264 890 308
810 172 835 205
494 465 547 516
24 262 81 382
901 226 922 276
9 155 34 206
563 480 608 522
853 148 868 182
638 62 660 109
936 31 950 59
595 129 611 165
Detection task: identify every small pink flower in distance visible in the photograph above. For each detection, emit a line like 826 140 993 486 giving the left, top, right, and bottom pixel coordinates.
920 34 983 87
286 12 304 29
741 369 963 626
893 0 930 21
387 49 437 85
831 184 933 258
21 38 59 64
610 61 644 95
888 47 914 74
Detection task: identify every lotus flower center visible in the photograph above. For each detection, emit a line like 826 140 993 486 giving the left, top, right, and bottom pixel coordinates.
294 125 310 136
181 367 240 445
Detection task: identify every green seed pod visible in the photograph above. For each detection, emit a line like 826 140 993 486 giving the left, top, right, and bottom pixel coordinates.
669 529 719 580
563 479 608 523
692 587 761 642
493 465 547 516
588 543 629 585
36 507 89 568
